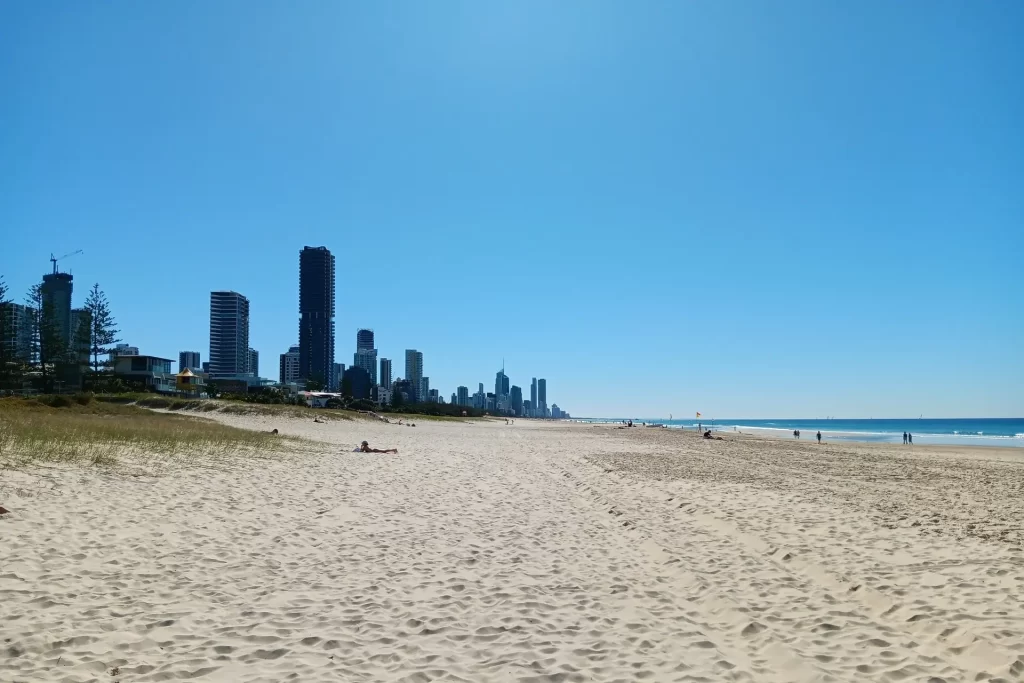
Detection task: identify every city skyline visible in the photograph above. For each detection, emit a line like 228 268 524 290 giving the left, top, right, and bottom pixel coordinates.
0 247 566 413
3 3 1020 417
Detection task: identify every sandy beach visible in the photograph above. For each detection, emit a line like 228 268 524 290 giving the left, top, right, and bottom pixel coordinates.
2 415 1023 682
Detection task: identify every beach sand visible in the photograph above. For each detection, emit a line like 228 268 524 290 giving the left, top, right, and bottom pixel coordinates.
2 416 1023 682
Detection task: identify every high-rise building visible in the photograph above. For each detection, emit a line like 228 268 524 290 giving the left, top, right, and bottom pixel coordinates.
457 386 469 406
379 358 392 387
209 291 250 377
332 362 344 391
495 369 509 399
538 378 547 417
40 271 74 348
279 345 300 384
0 303 33 362
354 349 377 385
353 328 377 384
428 388 439 403
510 385 523 415
405 350 423 401
299 246 336 389
420 376 429 404
342 365 372 400
394 379 414 404
531 378 537 414
179 351 201 372
248 348 259 378
111 343 139 357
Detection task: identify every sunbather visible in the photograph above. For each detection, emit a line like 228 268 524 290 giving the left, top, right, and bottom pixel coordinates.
358 441 398 454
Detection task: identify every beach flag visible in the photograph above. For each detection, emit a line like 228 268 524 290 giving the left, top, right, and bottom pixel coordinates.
696 412 701 418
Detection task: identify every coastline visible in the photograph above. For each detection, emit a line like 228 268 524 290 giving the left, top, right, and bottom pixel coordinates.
2 413 1022 681
572 417 1024 449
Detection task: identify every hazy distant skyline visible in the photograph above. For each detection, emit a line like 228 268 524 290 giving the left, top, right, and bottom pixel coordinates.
2 2 1021 418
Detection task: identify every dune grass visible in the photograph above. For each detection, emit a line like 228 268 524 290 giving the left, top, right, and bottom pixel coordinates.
0 397 293 468
91 394 354 420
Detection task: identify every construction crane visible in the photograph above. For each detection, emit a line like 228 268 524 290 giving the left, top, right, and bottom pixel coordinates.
50 249 83 274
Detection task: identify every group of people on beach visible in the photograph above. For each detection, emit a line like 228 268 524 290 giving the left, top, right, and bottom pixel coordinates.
903 431 913 445
793 429 824 443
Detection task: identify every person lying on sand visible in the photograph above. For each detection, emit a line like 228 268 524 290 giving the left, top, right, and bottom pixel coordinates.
357 441 398 454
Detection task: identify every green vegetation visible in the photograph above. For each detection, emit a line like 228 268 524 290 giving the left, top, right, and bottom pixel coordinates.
83 283 120 375
210 387 486 419
378 401 486 419
0 394 293 468
0 275 126 394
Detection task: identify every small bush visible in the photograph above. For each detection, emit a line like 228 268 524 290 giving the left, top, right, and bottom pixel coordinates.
42 395 73 408
135 397 172 409
74 393 94 406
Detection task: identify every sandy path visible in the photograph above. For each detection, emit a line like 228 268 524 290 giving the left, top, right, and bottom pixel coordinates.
2 416 1023 682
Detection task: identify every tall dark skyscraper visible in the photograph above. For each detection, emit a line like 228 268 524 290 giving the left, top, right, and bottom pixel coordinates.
179 351 200 372
353 328 377 384
41 272 74 347
538 378 547 414
405 350 423 401
380 358 392 387
298 246 336 388
495 368 509 398
510 385 523 415
356 328 375 351
531 378 537 412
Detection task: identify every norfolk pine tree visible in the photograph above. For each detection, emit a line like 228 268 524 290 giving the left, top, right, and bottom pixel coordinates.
83 283 120 374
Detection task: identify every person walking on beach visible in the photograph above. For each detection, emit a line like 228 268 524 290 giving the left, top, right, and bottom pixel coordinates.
908 433 913 445
903 431 908 445
816 431 822 444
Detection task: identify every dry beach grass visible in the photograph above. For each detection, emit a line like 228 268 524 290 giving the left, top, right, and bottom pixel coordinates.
0 397 289 469
1 413 1023 682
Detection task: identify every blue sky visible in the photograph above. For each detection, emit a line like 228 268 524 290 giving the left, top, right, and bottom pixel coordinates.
2 1 1021 418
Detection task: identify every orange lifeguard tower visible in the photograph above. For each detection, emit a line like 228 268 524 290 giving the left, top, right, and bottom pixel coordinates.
175 368 203 397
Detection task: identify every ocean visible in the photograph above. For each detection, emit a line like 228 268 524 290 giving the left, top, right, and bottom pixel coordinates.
579 417 1024 448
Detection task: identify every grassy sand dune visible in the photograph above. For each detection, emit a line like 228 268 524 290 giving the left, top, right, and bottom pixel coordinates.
0 396 293 468
97 394 354 420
